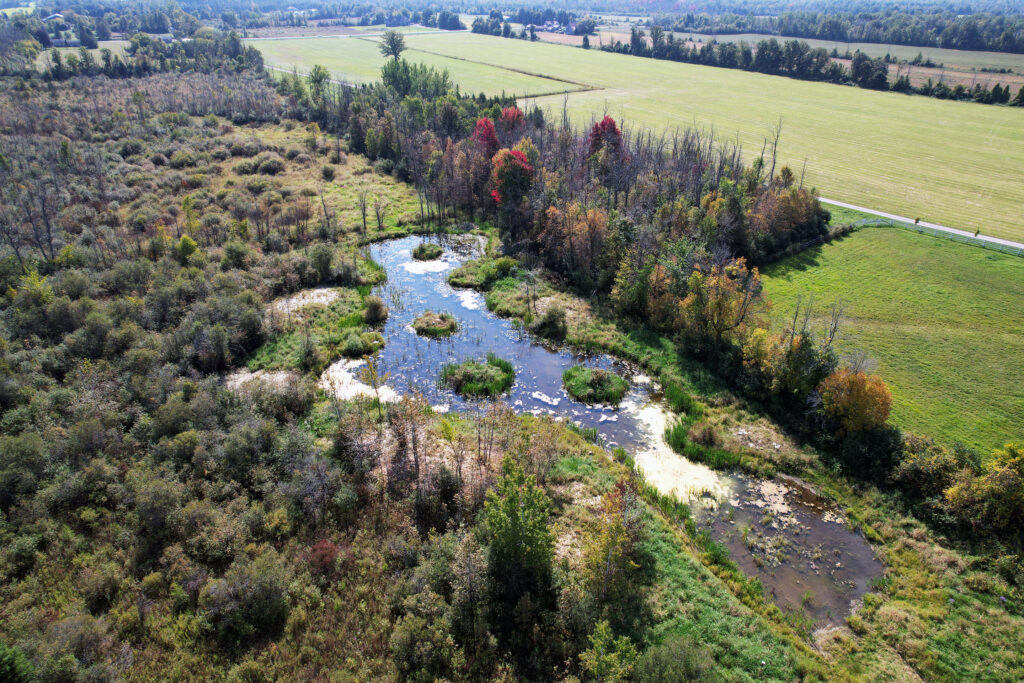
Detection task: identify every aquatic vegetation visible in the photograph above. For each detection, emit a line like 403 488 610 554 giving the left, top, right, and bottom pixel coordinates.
412 241 443 261
440 353 515 397
412 310 459 337
562 365 629 406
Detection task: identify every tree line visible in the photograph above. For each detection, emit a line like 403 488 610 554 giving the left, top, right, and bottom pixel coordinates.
601 28 1024 106
656 7 1024 54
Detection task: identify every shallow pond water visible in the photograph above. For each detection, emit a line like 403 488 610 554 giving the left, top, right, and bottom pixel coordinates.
694 475 884 624
319 234 880 625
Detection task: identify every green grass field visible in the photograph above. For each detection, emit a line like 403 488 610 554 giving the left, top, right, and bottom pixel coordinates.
249 36 586 97
35 40 127 69
761 228 1024 454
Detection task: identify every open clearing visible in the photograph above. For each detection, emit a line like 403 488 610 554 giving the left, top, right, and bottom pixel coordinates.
0 2 32 17
250 35 586 97
761 228 1024 454
34 40 127 68
252 32 1024 240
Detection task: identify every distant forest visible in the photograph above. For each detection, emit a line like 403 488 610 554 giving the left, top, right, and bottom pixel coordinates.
654 7 1024 54
5 1 1024 54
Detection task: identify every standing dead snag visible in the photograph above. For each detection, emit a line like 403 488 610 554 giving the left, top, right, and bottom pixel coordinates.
373 197 389 231
357 186 369 233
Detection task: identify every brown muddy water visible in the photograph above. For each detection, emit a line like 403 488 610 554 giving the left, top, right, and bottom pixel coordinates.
694 475 883 624
296 234 882 625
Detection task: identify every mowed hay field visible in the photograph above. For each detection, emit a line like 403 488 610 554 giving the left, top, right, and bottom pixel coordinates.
762 228 1024 454
259 32 1024 241
249 35 586 97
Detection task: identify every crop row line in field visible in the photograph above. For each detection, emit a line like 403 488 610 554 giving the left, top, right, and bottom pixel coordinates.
360 38 598 90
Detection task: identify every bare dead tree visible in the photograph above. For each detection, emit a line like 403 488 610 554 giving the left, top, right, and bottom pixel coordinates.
357 186 369 233
767 116 784 181
372 197 389 231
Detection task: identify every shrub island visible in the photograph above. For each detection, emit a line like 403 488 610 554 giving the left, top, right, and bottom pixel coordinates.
440 353 515 397
412 311 459 337
562 366 630 406
412 242 443 261
363 295 389 325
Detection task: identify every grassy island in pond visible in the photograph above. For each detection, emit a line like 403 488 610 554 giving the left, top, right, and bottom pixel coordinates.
412 242 443 261
412 311 458 337
448 256 516 289
440 353 515 397
563 366 630 406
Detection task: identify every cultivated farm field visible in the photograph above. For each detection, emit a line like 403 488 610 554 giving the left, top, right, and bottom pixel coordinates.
251 32 1024 240
541 31 1024 89
762 227 1024 454
250 35 587 97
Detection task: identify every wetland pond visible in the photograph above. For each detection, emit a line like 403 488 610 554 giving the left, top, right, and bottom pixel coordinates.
321 234 882 625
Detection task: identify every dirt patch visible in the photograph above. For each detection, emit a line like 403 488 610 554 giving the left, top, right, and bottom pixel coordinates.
268 287 341 317
535 293 594 330
714 413 817 471
224 368 299 392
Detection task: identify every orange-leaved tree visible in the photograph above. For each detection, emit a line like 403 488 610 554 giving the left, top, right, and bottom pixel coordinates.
818 368 892 434
678 258 763 349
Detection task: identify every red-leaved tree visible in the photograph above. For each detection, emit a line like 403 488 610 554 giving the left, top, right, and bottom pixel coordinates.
472 117 499 157
498 105 525 133
490 149 533 206
587 115 623 156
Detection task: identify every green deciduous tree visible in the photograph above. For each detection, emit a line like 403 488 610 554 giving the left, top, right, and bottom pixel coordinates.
579 620 638 682
379 30 407 61
481 457 554 605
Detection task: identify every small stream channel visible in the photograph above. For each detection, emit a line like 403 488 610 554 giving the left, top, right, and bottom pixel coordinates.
319 234 881 625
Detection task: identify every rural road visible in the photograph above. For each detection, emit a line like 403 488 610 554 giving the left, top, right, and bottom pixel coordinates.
818 198 1024 250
